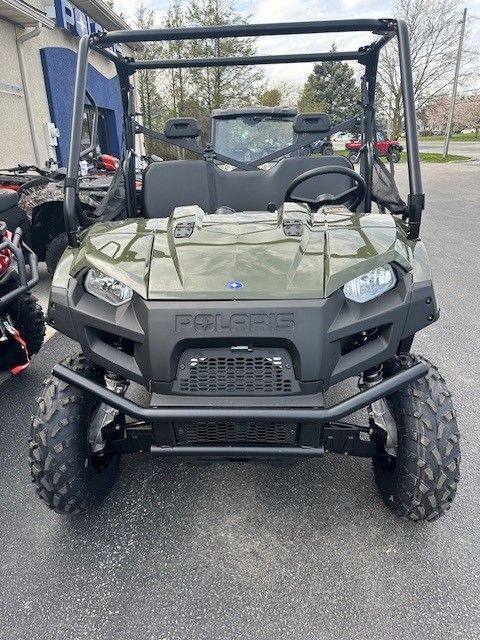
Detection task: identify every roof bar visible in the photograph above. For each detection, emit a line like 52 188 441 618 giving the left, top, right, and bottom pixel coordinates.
131 50 362 70
93 19 396 47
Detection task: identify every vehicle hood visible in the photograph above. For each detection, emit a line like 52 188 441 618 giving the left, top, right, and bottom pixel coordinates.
72 205 413 300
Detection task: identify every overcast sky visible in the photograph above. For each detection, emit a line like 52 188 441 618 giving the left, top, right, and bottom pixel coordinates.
114 0 480 85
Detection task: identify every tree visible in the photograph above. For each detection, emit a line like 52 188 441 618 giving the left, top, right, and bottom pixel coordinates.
378 0 475 139
257 81 298 108
258 88 282 107
103 0 124 20
134 4 164 154
422 92 480 136
185 0 264 113
161 1 189 118
298 50 359 123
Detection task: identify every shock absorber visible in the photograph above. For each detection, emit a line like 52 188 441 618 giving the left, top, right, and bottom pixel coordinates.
358 350 397 455
360 363 383 389
100 372 130 442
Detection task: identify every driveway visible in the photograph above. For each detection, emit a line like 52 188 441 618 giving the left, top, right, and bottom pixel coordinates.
0 162 479 640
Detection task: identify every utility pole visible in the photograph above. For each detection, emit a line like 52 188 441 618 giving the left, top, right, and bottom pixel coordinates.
443 7 467 158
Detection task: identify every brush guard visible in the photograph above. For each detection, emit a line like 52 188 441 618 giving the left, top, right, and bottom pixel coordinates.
52 360 427 459
0 226 39 311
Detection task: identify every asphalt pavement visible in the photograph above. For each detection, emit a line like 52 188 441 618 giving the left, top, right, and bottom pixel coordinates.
417 139 480 157
0 162 479 640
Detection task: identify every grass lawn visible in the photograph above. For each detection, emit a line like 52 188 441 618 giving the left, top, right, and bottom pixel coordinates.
412 152 471 163
416 133 479 142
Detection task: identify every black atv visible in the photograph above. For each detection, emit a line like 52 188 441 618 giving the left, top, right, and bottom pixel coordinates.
0 221 45 373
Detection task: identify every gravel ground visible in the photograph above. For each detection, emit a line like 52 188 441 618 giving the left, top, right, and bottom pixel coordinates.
0 162 478 640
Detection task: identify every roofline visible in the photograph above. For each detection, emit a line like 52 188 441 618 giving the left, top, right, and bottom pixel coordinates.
0 0 55 28
73 0 132 32
73 0 144 51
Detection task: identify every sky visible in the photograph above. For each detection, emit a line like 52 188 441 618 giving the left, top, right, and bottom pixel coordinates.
113 0 480 86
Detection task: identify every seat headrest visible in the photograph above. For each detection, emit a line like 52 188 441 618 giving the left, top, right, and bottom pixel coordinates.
293 113 331 134
164 118 201 139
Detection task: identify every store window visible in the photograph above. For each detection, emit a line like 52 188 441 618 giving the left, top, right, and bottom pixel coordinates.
81 105 113 154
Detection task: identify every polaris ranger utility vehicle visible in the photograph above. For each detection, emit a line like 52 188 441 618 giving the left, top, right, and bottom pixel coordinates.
30 19 460 520
0 220 44 373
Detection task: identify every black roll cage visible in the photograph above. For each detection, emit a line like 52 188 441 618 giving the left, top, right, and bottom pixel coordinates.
64 18 424 248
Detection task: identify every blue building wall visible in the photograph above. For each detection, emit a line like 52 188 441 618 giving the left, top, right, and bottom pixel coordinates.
40 47 123 166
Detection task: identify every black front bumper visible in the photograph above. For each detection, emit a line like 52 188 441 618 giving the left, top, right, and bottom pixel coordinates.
48 268 438 393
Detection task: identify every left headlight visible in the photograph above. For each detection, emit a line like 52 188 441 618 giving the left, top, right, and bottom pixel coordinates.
84 268 133 306
343 264 396 303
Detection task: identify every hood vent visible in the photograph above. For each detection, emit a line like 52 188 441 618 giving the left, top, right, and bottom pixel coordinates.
174 221 195 238
283 219 303 237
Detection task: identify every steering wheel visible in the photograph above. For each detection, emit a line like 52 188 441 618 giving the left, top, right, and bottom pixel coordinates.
284 166 367 211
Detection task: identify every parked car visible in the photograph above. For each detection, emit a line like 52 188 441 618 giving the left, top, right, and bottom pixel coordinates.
332 131 357 142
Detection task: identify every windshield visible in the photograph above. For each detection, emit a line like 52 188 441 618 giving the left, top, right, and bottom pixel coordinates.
213 115 295 162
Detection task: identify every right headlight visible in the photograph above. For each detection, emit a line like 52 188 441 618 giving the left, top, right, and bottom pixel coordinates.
84 268 133 306
343 264 396 303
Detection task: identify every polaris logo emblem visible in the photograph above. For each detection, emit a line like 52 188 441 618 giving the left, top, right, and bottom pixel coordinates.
175 312 295 332
226 280 244 289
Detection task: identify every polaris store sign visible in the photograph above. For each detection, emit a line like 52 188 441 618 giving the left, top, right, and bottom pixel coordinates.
53 0 121 52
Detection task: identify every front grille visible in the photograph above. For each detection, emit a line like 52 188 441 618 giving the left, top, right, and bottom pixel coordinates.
175 422 298 446
173 347 299 395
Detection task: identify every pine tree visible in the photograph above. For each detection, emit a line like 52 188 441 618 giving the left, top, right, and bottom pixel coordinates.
299 50 359 124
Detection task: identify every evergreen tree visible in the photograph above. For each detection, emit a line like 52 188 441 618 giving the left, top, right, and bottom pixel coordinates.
299 50 359 124
185 0 264 112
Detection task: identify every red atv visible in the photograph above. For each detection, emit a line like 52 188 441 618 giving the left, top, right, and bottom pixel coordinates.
346 130 403 164
0 221 44 374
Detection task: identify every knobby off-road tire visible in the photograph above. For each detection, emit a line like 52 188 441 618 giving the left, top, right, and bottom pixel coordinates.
387 147 401 163
45 231 69 276
29 354 121 514
0 291 45 371
373 354 460 522
348 151 359 164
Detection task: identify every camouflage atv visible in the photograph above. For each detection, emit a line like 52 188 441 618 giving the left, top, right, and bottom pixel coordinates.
1 157 120 275
30 18 460 521
19 162 119 275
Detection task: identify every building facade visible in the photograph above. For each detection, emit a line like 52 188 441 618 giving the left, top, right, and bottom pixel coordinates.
0 0 142 168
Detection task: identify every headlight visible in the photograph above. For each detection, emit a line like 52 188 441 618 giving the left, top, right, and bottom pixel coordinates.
84 268 133 305
343 265 396 303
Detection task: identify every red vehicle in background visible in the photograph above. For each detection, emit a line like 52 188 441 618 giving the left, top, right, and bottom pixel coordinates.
345 130 403 164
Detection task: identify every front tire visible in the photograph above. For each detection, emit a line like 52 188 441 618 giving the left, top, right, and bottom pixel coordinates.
373 354 460 522
387 147 401 163
29 354 121 514
0 292 45 371
348 151 359 164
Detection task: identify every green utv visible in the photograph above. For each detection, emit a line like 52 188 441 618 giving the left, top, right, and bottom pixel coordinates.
30 19 460 520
